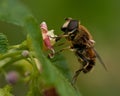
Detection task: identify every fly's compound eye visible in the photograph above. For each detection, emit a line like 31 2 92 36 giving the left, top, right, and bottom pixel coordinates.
61 18 79 33
67 20 79 32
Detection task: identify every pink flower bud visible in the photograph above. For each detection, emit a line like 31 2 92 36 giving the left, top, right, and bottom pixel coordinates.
40 22 53 50
40 22 57 58
40 22 48 32
6 71 19 85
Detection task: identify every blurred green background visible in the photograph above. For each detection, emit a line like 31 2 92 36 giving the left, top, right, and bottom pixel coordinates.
0 0 120 96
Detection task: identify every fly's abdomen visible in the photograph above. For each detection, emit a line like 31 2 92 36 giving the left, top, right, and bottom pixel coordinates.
83 59 95 73
75 47 96 73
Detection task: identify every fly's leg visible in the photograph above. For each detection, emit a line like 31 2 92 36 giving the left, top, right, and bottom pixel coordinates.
55 46 71 54
49 34 69 42
72 62 89 85
53 29 76 42
48 46 71 58
72 68 83 86
48 34 69 58
72 52 89 85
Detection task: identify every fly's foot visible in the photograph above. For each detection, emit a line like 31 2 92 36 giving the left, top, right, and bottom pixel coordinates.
71 68 83 85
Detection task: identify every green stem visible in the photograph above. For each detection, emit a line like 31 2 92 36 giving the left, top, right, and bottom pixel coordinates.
2 55 24 68
0 50 22 60
26 52 42 96
8 40 28 50
28 52 39 73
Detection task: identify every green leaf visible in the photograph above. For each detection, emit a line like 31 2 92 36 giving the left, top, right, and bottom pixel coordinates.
0 33 8 54
25 17 82 96
0 85 13 96
0 0 32 26
50 54 71 80
0 0 82 95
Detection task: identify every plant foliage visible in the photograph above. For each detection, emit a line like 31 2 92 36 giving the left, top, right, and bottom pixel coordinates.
0 0 82 96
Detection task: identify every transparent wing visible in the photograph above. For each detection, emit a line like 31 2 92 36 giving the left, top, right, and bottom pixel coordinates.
93 48 108 71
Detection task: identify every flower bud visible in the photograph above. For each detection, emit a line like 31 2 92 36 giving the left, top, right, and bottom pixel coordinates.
21 50 29 57
6 71 19 85
40 22 53 50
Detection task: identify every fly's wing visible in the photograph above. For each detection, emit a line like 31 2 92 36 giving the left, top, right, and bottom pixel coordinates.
93 48 108 71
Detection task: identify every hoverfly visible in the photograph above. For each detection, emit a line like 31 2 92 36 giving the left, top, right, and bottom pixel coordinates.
51 18 107 84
